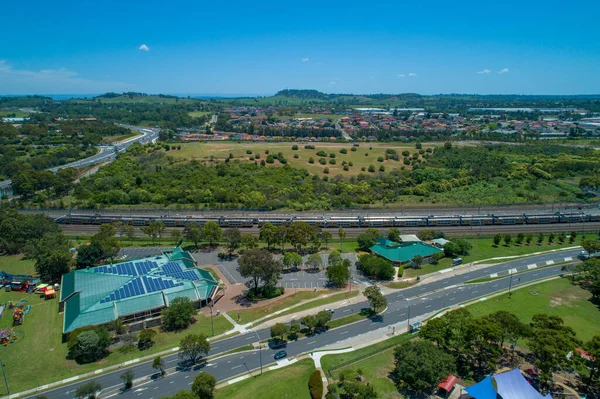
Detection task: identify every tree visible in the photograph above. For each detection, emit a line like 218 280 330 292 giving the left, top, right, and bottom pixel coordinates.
412 255 424 269
120 370 134 390
358 253 395 280
184 223 204 249
161 296 196 331
68 329 111 364
583 335 600 386
327 262 350 287
582 239 600 254
283 252 303 270
548 232 555 244
138 328 157 350
569 231 577 244
327 249 343 267
76 242 104 268
315 310 332 330
223 228 241 255
259 223 279 250
202 221 222 246
357 229 381 251
170 391 197 399
320 231 333 249
504 234 512 246
152 356 166 376
241 233 258 250
179 334 210 364
123 224 136 243
387 228 401 242
537 232 544 245
270 323 289 340
363 286 387 312
75 381 102 399
305 253 323 270
528 314 579 386
301 315 317 334
31 232 73 282
393 340 456 395
286 221 315 250
493 233 501 246
238 248 282 296
171 230 183 246
338 227 346 251
191 373 217 399
515 233 525 245
141 221 166 245
526 234 533 245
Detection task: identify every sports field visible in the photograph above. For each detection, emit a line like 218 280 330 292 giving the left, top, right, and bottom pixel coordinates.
172 142 430 176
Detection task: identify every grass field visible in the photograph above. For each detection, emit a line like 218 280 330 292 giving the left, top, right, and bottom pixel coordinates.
172 142 428 176
101 132 138 144
188 111 211 118
293 113 338 121
0 110 29 118
0 289 232 395
467 277 600 342
0 254 36 276
227 291 322 324
216 358 315 399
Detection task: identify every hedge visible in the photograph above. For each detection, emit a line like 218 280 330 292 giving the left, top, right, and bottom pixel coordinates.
309 370 323 399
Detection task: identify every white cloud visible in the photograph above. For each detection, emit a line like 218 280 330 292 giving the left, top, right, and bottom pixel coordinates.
476 69 491 74
302 57 309 62
0 60 132 94
138 44 150 52
329 80 337 85
408 73 417 77
498 68 509 74
397 74 406 78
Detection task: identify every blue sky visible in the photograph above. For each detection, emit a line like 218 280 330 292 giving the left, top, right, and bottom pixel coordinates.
1 0 599 95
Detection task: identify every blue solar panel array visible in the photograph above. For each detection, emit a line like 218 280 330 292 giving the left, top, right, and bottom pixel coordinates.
142 276 184 293
155 262 200 281
93 260 158 276
100 276 184 303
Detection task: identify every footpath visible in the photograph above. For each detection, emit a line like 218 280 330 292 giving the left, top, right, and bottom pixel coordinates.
11 246 579 399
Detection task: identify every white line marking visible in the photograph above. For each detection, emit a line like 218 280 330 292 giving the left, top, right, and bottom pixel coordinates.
489 273 498 278
546 260 555 265
527 264 537 269
564 257 573 261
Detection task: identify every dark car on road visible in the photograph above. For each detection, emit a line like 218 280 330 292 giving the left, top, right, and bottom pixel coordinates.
268 339 287 349
274 351 287 360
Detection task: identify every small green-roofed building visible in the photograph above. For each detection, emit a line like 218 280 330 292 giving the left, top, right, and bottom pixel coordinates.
369 238 443 263
60 248 220 337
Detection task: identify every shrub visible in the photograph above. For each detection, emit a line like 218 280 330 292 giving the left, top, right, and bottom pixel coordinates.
351 147 357 152
343 165 349 171
291 145 299 150
377 156 384 162
402 150 410 156
319 158 327 165
316 150 327 157
339 148 348 154
254 153 260 159
349 161 353 166
379 165 385 172
323 167 330 174
361 167 366 171
293 154 299 159
309 370 323 399
426 147 433 153
368 164 375 172
365 153 369 156
329 159 336 165
265 149 270 154
266 155 275 164
309 157 314 164
329 153 336 158
246 149 252 154
304 145 315 150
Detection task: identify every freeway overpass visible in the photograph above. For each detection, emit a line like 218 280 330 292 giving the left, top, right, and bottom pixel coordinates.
28 248 580 399
0 126 159 195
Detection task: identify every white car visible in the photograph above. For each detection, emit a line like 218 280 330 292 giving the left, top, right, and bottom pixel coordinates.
324 308 334 314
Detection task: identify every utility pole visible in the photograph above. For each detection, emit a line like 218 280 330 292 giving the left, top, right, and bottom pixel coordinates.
0 358 9 395
210 302 214 336
255 331 263 375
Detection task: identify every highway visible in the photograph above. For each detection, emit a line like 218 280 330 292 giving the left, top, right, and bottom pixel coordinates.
0 126 159 191
30 248 581 399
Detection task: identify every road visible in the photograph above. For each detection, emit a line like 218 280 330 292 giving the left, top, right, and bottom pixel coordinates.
0 126 159 191
30 248 580 399
58 222 600 238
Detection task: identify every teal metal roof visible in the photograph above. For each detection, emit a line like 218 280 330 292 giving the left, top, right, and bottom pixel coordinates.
370 239 443 263
62 249 218 334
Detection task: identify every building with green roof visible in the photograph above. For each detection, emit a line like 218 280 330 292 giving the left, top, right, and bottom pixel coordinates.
60 248 220 337
369 238 443 264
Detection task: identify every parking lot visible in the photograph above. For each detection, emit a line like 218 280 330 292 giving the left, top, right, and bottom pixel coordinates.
116 248 370 289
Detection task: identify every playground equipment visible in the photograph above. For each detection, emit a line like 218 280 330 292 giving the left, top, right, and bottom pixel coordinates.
0 329 20 346
8 300 30 326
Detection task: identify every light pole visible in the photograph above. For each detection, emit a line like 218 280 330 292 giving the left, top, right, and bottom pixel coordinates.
399 295 411 332
508 274 520 298
210 302 214 336
255 331 263 375
0 358 9 394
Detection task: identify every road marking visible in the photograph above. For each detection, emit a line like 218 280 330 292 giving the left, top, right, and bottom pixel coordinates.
449 297 455 301
527 264 537 269
307 340 317 345
340 331 349 335
492 284 499 288
228 375 250 385
489 273 498 278
231 365 242 370
425 305 432 309
438 268 453 274
564 257 573 261
245 336 255 340
342 309 351 312
479 297 488 301
546 260 555 265
472 291 478 294
508 268 518 274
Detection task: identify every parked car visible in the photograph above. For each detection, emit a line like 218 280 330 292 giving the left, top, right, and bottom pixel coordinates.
268 339 287 349
274 351 287 360
324 308 334 314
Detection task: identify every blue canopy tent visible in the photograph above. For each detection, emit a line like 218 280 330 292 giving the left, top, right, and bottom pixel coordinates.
465 375 497 399
494 369 551 399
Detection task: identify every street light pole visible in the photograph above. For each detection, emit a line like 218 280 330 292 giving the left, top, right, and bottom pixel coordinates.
0 358 9 395
255 332 263 375
210 302 214 336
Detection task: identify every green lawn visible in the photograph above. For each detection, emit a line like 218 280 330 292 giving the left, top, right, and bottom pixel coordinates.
189 111 211 118
216 358 315 399
0 289 232 395
0 254 36 276
227 291 322 324
467 277 600 342
101 132 138 144
0 110 29 118
327 310 370 329
172 142 427 177
271 291 359 323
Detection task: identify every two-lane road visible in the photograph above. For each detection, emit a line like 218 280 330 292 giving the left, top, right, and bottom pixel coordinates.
29 249 579 399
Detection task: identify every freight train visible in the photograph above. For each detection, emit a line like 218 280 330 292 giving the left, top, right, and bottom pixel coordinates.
55 211 600 228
